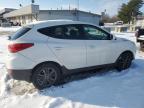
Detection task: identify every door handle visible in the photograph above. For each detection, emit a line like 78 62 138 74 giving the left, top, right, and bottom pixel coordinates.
54 47 63 50
54 47 63 49
89 45 95 49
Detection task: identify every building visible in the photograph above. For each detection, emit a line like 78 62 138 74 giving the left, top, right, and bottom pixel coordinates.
0 8 16 23
128 16 144 32
3 4 101 25
135 15 144 27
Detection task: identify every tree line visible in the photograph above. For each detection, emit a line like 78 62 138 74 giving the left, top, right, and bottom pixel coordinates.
118 0 143 24
102 0 143 24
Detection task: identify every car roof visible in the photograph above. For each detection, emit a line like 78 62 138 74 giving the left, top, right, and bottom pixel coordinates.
26 20 96 29
24 20 111 34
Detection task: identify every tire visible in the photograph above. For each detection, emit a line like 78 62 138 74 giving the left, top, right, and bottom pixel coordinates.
116 52 133 71
32 63 61 90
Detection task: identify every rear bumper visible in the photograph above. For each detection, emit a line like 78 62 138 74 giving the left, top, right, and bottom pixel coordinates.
7 69 32 82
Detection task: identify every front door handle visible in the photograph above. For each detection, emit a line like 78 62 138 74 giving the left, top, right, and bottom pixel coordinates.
54 47 63 50
54 47 63 49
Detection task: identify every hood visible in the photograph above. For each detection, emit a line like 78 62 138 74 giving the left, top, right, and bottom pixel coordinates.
115 37 130 41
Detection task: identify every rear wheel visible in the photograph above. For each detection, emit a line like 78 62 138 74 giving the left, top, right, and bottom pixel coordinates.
116 52 133 71
32 63 61 90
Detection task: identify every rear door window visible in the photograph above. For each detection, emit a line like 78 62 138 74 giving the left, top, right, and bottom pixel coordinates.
10 27 31 40
38 24 85 40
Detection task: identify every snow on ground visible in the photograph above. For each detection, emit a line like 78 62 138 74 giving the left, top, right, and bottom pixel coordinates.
0 26 21 32
0 28 144 108
0 36 9 75
112 32 136 42
0 26 21 37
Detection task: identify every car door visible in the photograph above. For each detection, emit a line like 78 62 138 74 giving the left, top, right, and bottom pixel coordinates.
46 24 86 70
83 24 116 67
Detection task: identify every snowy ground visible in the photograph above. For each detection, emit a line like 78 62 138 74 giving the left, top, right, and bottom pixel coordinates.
0 26 21 37
0 27 144 108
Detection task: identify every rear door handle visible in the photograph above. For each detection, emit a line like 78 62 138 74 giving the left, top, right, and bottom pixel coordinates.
89 45 95 49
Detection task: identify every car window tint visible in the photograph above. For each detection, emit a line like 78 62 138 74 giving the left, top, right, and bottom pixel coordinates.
138 29 144 36
63 25 84 39
38 24 84 40
83 25 110 40
10 27 31 40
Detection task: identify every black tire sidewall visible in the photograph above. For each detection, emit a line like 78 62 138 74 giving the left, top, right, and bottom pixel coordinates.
32 63 61 90
116 52 133 71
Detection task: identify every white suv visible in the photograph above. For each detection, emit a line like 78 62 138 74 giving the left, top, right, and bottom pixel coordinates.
6 20 136 89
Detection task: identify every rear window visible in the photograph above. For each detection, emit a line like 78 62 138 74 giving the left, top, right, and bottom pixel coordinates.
38 25 84 40
38 27 52 37
10 27 31 40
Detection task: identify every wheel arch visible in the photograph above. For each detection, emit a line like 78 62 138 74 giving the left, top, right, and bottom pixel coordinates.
116 50 135 63
122 50 134 59
30 61 62 80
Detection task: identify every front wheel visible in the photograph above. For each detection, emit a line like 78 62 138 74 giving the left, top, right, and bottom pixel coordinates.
116 52 133 71
32 63 61 90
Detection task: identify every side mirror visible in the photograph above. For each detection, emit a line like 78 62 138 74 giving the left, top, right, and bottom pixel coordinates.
109 34 116 40
111 35 117 40
110 35 113 40
108 34 113 40
8 36 11 40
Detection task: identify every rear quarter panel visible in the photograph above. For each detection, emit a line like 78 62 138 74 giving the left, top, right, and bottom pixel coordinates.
9 27 63 69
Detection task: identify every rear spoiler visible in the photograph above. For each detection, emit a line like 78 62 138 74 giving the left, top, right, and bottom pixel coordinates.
23 24 34 29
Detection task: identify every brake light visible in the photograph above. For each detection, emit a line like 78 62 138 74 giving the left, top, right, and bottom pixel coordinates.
8 43 34 53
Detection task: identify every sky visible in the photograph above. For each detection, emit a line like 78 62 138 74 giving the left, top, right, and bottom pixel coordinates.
0 0 144 16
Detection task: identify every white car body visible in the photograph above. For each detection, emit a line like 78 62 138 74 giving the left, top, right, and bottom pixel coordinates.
6 20 136 82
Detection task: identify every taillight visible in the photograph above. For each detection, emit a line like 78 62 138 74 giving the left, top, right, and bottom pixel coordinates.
8 43 34 53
